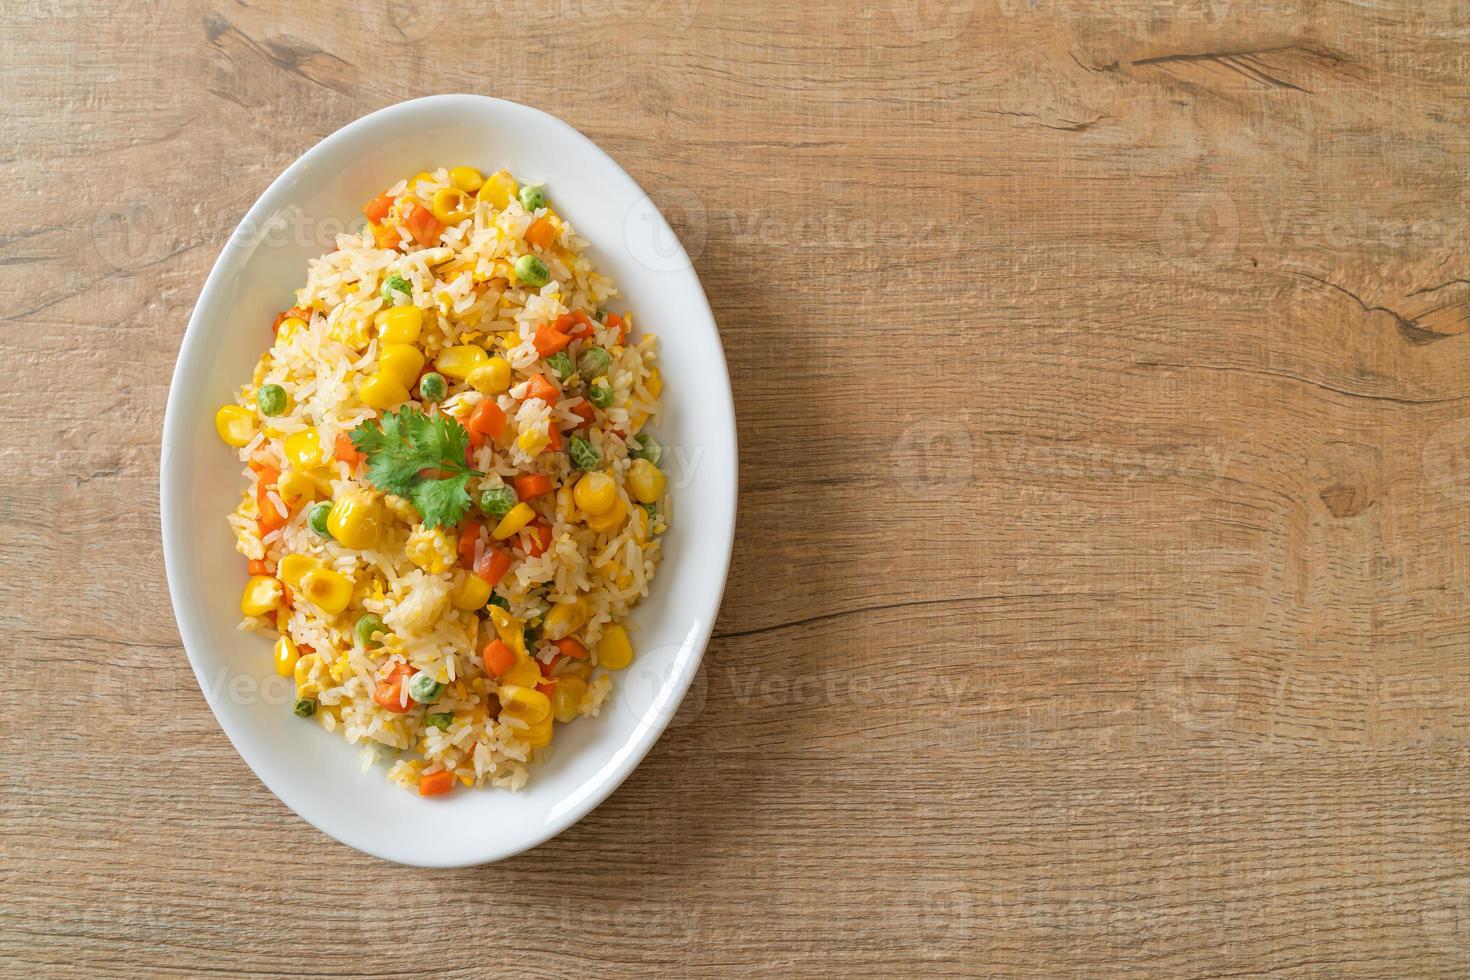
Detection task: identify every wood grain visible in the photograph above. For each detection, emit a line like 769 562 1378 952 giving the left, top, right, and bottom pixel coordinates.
3 0 1469 976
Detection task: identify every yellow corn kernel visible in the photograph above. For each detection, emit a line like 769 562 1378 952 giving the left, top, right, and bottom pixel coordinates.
585 496 627 534
543 599 586 641
434 344 488 380
478 170 518 209
277 553 320 590
302 465 336 497
275 315 308 344
406 524 456 574
499 685 551 724
273 636 300 677
358 373 409 411
327 492 381 550
241 575 283 617
627 458 666 504
467 356 511 394
376 305 423 344
328 312 372 349
597 624 633 669
379 343 425 389
215 405 256 447
449 166 484 193
516 427 548 456
430 187 471 225
500 655 541 688
295 652 323 697
383 493 420 524
489 607 527 657
521 713 554 748
276 469 321 506
627 411 649 435
493 502 535 539
573 471 616 515
300 566 352 614
645 368 662 399
551 676 588 723
283 428 323 468
450 571 494 611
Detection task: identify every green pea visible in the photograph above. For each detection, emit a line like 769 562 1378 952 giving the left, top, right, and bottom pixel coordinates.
306 501 333 538
256 383 287 417
568 434 600 471
545 351 573 381
355 614 385 648
479 485 518 519
425 711 454 731
518 185 546 211
587 382 613 409
515 255 549 288
408 672 443 703
487 593 510 611
381 273 411 303
419 372 447 403
578 347 610 381
630 433 662 465
293 697 318 718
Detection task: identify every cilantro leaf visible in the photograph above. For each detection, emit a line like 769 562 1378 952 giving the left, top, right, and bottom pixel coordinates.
411 471 474 528
349 406 480 526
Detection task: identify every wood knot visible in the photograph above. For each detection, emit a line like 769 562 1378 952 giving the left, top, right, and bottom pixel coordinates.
1308 442 1381 519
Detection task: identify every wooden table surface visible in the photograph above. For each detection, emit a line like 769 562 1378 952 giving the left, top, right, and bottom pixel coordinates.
4 1 1469 976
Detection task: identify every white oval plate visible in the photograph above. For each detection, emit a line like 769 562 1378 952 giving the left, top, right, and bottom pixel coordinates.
161 95 736 867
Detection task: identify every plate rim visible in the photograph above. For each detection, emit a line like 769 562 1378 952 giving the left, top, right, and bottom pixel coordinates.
160 93 737 866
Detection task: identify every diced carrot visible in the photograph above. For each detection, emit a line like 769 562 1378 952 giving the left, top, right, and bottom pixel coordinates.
333 431 365 468
247 558 270 576
532 321 572 357
418 770 455 797
371 222 401 250
474 547 511 587
458 521 482 567
524 217 555 251
545 423 563 453
482 640 516 677
513 474 553 500
404 204 443 246
363 192 395 223
465 399 506 443
522 373 560 405
567 310 595 340
373 663 416 714
521 520 553 558
567 399 596 430
535 679 557 698
256 469 288 534
553 637 588 660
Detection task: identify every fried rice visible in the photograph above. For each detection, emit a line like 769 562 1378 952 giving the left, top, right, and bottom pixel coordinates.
213 165 666 796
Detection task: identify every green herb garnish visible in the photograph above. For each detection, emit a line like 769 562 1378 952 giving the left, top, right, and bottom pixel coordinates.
349 406 481 527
